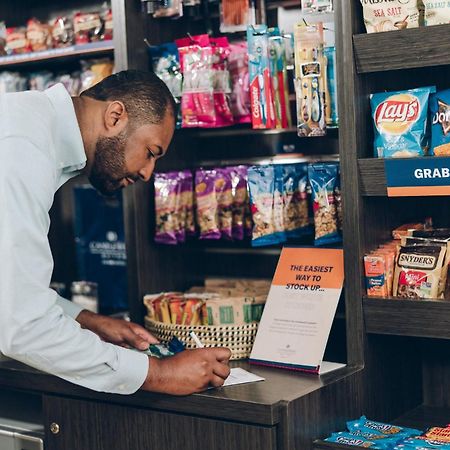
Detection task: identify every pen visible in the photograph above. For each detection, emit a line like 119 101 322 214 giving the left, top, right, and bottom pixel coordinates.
190 331 204 348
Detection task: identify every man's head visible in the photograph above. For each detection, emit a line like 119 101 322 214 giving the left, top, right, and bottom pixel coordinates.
79 70 175 196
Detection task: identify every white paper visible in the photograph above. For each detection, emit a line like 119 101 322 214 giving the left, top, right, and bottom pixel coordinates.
223 368 265 387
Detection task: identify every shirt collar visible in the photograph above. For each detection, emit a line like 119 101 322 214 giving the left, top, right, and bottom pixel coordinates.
44 84 87 173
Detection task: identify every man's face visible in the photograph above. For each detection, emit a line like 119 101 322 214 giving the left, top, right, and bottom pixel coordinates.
89 112 174 196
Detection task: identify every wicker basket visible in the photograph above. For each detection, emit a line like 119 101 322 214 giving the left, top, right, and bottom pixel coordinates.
144 316 258 360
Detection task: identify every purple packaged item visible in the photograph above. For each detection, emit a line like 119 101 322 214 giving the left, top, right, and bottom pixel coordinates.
195 169 221 240
179 170 195 240
154 172 181 245
216 168 233 240
229 165 249 241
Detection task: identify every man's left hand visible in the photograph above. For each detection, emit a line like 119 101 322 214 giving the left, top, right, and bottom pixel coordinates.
76 310 158 350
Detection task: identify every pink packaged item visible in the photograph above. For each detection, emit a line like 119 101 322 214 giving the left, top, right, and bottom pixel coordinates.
210 37 234 127
176 34 216 128
228 42 251 124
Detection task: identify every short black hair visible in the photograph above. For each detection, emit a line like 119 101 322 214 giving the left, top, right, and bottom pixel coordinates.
81 69 176 127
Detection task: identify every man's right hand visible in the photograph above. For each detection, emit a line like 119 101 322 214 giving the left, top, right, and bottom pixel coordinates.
141 347 232 395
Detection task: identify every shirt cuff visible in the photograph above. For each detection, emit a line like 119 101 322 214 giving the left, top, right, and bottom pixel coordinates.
111 347 149 394
56 295 84 320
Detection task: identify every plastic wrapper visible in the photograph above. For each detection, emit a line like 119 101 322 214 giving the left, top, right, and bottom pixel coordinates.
210 37 234 127
424 1 450 26
101 3 113 40
347 417 421 439
176 34 216 128
360 0 421 33
80 58 114 91
51 16 74 48
248 165 285 246
430 89 450 156
324 46 338 127
370 87 435 158
228 42 251 124
216 168 233 239
154 172 181 245
149 42 183 128
335 166 342 231
28 71 54 91
26 18 52 52
308 162 341 246
73 11 102 44
247 25 276 129
6 27 30 55
179 170 195 238
268 28 291 129
0 22 6 56
153 0 183 19
294 22 327 137
229 165 249 240
195 169 221 239
282 163 310 238
220 0 253 33
301 0 333 13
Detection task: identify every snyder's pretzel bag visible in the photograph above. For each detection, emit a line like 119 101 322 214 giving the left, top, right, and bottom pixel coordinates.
393 244 446 299
424 1 450 26
370 87 435 158
360 0 421 33
430 89 450 156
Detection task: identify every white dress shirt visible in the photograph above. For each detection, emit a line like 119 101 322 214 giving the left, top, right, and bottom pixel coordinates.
0 84 149 394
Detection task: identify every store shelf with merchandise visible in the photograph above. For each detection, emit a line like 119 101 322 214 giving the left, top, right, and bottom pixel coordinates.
0 41 114 68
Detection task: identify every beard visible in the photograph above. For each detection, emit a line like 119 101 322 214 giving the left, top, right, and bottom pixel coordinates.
89 131 128 196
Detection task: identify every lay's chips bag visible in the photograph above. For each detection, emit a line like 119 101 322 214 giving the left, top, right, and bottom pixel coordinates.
370 87 435 158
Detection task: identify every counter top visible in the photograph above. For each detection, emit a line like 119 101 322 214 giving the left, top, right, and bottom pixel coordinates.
0 359 361 426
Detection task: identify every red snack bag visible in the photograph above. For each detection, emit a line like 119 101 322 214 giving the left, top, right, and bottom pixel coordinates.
73 11 102 44
27 18 52 52
6 27 31 54
101 5 113 41
51 16 74 48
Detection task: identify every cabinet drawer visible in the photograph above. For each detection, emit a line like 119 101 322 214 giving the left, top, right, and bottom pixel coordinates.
44 395 277 450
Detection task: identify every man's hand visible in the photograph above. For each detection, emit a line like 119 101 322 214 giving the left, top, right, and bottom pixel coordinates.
76 310 158 350
142 348 231 395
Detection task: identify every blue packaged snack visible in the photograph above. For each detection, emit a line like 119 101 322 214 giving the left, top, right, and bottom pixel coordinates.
282 163 311 238
347 416 421 438
370 87 435 158
248 165 286 247
430 89 450 156
324 46 338 127
326 432 390 449
308 162 341 246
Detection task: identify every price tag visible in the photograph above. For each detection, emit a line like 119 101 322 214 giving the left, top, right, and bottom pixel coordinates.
385 157 450 197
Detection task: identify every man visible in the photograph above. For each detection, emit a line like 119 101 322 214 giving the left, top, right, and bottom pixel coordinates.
0 70 231 396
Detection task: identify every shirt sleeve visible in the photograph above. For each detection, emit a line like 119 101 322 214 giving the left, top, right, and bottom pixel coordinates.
0 137 149 394
56 295 84 320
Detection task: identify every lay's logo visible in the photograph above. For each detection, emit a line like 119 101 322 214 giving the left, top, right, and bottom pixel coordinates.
374 94 420 135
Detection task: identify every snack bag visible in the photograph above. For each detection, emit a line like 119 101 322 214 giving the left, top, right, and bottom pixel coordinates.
325 432 385 448
6 27 30 55
360 0 421 33
26 18 52 52
364 254 389 297
424 1 450 26
301 0 333 13
73 11 102 44
370 87 435 158
324 46 338 127
80 58 114 91
154 172 181 245
179 170 195 238
195 169 221 240
430 89 450 156
0 22 6 56
397 436 450 449
273 165 286 240
51 16 74 48
248 165 285 246
393 245 446 299
308 162 341 246
282 163 310 238
216 168 233 240
229 165 248 241
101 3 113 40
347 417 421 438
424 427 450 443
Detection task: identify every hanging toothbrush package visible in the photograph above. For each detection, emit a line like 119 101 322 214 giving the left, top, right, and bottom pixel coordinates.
246 25 276 129
268 27 291 129
294 22 327 137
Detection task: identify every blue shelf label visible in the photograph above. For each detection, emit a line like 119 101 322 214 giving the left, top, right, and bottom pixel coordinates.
384 157 450 196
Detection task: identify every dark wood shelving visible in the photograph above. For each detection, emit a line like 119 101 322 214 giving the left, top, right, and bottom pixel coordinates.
358 158 386 196
0 41 114 68
353 24 450 74
364 297 450 339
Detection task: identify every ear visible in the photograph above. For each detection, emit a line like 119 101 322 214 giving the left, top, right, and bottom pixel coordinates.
103 101 128 135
